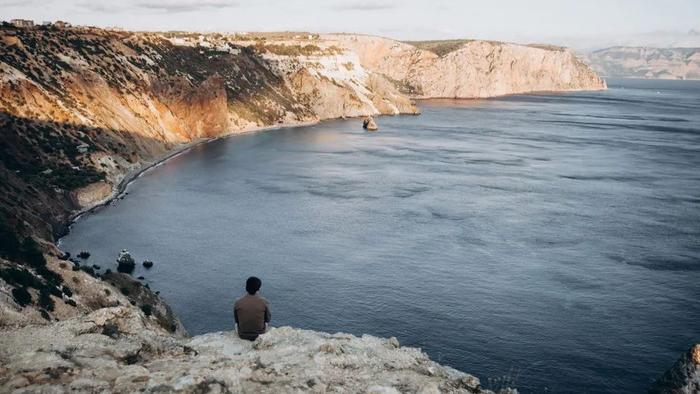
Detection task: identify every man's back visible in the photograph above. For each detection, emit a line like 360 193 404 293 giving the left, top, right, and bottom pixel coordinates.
234 294 270 340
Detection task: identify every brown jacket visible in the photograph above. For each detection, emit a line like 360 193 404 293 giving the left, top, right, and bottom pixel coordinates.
234 294 271 340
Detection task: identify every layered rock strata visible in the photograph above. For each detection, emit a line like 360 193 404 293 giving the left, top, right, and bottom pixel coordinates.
328 35 607 98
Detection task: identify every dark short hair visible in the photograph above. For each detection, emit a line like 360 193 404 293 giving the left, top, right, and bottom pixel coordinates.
246 276 262 295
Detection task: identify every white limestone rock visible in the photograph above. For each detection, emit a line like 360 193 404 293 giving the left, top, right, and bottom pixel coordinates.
0 306 507 393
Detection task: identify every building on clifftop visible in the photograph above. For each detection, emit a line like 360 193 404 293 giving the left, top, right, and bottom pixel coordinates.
10 19 34 27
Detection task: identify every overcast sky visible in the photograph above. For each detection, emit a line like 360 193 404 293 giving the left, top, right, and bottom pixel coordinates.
2 0 699 47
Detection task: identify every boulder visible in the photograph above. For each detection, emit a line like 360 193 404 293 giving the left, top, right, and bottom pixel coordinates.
363 116 378 131
116 250 135 274
649 344 700 394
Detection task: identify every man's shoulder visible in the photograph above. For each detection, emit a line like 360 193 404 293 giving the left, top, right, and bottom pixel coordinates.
234 294 268 305
249 294 270 307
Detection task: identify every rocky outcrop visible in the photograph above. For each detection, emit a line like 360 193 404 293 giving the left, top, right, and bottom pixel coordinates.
0 253 183 335
69 181 112 208
363 116 378 131
0 305 507 393
584 47 700 80
327 35 606 98
649 344 700 394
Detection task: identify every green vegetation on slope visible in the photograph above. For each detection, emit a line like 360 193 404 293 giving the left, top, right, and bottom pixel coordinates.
404 39 474 56
405 39 565 57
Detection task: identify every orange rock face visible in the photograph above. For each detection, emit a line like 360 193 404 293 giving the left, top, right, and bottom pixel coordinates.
0 26 416 238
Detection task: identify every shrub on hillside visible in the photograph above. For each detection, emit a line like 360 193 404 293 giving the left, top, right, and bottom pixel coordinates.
0 219 21 260
48 285 62 298
80 265 96 277
0 267 42 288
62 285 73 297
140 304 153 316
19 237 63 286
0 216 65 301
38 289 55 311
20 238 46 269
39 309 51 321
11 287 32 307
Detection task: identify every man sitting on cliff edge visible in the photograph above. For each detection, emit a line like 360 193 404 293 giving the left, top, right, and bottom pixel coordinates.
234 276 271 341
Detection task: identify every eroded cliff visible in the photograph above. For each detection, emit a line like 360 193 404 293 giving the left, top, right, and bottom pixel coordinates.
585 46 700 80
328 35 607 98
0 26 417 242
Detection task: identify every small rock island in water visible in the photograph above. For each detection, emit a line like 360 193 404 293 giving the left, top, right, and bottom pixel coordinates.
363 116 379 131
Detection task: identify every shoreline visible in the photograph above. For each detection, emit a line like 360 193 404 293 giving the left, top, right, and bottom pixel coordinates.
56 83 610 244
57 119 321 244
410 84 608 101
57 112 406 245
56 83 608 241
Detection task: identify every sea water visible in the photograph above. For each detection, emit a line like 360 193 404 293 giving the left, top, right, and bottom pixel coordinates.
60 79 700 393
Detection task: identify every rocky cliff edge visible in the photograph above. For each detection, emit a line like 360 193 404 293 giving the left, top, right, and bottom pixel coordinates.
0 305 508 393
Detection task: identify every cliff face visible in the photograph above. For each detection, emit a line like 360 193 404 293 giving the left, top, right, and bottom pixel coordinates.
0 26 417 240
327 35 607 98
584 46 700 80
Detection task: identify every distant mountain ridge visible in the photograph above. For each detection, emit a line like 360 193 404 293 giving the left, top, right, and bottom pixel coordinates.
584 46 700 80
